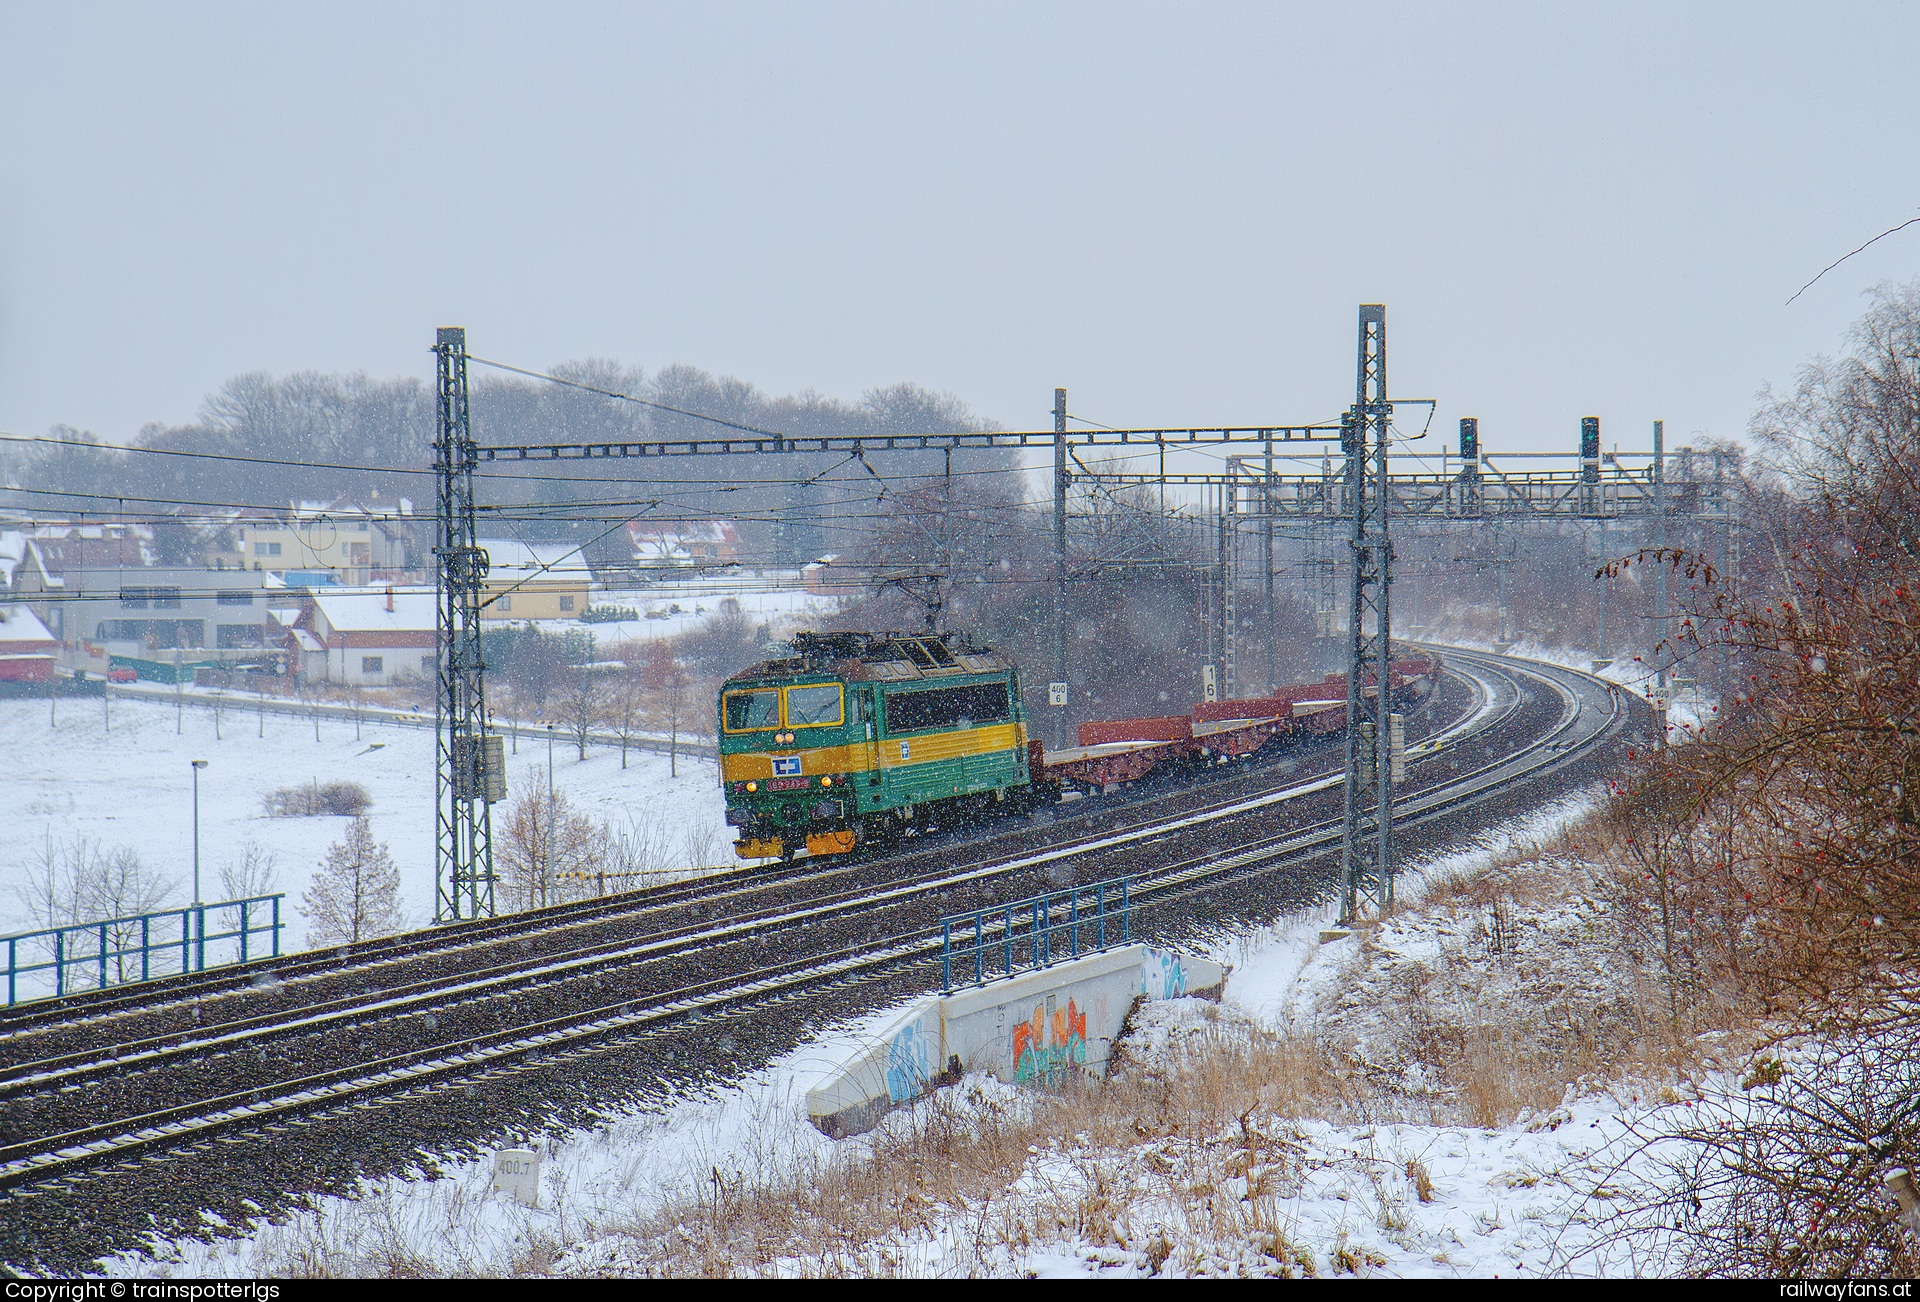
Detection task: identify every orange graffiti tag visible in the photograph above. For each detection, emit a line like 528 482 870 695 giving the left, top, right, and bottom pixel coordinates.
1012 1004 1046 1065
1052 999 1087 1048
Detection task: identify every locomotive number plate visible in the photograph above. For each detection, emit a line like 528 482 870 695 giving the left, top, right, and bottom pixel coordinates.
766 777 810 791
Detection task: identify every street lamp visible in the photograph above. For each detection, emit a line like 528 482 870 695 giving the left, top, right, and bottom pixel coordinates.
190 760 209 905
191 759 208 973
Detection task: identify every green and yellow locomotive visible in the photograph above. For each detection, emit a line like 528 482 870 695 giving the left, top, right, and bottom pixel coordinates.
718 631 1032 859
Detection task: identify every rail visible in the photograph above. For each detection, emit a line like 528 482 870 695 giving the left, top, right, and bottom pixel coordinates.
3 896 284 1007
0 652 1634 1198
940 876 1132 993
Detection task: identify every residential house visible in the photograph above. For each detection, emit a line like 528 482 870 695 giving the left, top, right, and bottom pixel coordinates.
626 519 742 567
0 605 58 684
475 539 592 621
300 586 437 686
206 500 419 585
52 565 287 674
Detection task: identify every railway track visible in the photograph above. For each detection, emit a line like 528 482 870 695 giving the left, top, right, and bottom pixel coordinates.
0 657 1482 1046
0 649 1643 1270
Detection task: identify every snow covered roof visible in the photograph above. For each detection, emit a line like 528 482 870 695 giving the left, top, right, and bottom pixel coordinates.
0 604 56 646
477 539 593 582
310 586 438 633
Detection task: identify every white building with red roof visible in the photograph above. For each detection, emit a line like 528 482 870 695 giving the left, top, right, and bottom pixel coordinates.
299 586 438 686
0 604 59 684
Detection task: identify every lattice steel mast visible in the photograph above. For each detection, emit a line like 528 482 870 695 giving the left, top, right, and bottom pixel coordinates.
434 327 500 921
1339 305 1395 923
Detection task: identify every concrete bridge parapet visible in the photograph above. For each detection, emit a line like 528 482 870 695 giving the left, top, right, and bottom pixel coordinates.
807 943 1228 1138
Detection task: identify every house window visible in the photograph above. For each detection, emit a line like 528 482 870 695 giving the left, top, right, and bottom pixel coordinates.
119 588 150 609
257 541 283 557
559 595 574 611
118 585 181 609
496 596 511 611
216 591 253 606
361 656 384 674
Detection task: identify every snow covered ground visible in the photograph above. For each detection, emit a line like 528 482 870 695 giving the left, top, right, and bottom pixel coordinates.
556 576 843 645
0 693 725 949
91 793 1742 1278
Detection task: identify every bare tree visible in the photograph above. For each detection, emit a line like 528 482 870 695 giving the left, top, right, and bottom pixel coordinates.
606 645 650 770
11 836 177 984
217 841 281 900
298 677 322 741
496 781 605 909
12 829 85 930
658 665 691 778
301 817 405 945
558 665 604 761
87 845 176 981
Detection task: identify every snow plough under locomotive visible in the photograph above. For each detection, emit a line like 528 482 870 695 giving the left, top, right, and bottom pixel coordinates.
717 630 1439 861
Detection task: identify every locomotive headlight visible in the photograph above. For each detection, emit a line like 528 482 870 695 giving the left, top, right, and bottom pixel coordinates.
821 775 833 787
746 781 758 792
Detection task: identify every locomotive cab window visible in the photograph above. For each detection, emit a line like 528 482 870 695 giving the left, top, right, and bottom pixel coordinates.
784 683 844 728
723 688 780 732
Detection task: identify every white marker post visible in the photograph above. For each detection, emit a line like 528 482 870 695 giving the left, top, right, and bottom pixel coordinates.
493 1148 542 1207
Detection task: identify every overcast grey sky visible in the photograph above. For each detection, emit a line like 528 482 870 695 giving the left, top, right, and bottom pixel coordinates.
1 2 1915 456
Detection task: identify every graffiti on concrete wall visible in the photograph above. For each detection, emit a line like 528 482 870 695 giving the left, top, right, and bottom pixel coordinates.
1012 997 1088 1084
885 1016 934 1103
1143 949 1188 1000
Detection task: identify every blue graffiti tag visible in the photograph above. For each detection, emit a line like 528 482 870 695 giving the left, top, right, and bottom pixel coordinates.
884 1019 932 1103
1144 950 1187 1000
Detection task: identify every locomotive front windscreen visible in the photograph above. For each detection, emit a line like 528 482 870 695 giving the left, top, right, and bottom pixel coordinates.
785 683 845 727
886 681 1012 732
723 688 780 732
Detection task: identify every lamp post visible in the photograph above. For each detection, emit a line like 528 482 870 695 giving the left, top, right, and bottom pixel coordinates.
191 760 208 905
545 723 557 907
191 759 208 971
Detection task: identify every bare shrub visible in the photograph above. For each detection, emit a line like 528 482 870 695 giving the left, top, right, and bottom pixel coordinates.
263 780 373 817
1588 1023 1920 1277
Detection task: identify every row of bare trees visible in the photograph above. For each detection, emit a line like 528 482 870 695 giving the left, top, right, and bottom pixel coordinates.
1579 281 1920 1276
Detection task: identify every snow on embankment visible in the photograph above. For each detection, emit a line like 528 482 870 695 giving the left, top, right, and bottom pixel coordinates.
102 796 1767 1279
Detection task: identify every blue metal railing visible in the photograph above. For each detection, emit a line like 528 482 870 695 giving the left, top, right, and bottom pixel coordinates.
940 876 1133 993
3 895 284 1007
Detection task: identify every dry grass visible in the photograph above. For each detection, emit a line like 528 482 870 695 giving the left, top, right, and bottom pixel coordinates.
582 1018 1377 1277
570 830 1748 1276
217 822 1753 1279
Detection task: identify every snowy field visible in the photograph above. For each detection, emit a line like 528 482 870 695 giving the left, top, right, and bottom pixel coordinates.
93 794 1733 1278
554 578 844 645
0 694 725 950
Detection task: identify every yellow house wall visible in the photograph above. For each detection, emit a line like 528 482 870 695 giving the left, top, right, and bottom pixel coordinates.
480 580 591 620
208 522 398 578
